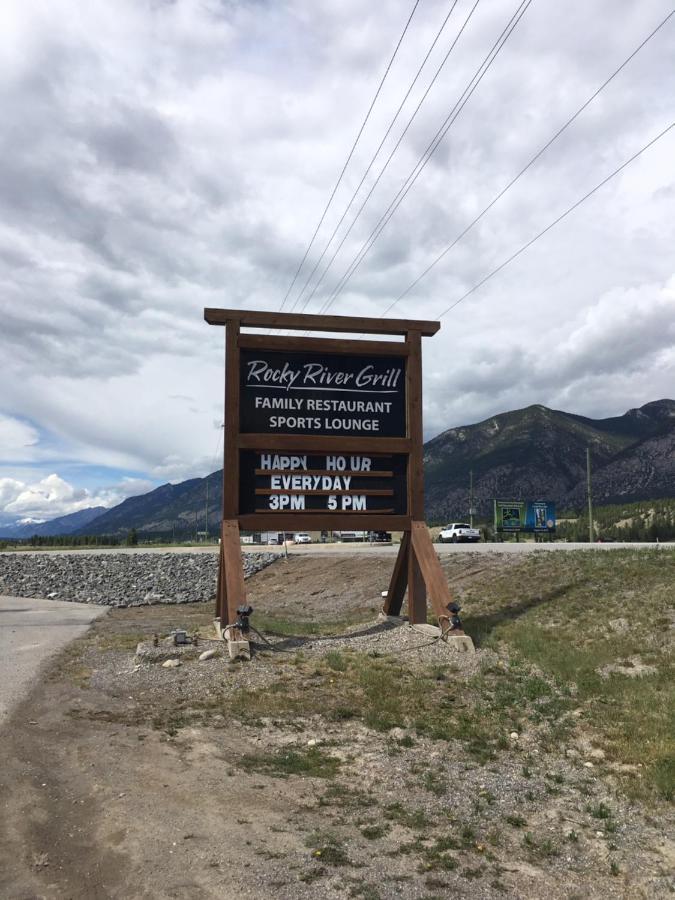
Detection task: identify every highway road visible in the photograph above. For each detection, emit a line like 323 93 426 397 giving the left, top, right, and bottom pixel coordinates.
0 595 107 724
2 540 672 557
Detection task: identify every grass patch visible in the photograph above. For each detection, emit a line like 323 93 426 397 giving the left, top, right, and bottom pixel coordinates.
239 746 341 779
305 831 352 867
523 832 559 859
326 651 349 672
382 802 435 830
417 835 460 872
360 823 390 840
465 549 675 800
504 814 527 828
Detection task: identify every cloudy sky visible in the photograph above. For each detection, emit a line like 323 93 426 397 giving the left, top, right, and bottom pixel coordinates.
2 0 674 523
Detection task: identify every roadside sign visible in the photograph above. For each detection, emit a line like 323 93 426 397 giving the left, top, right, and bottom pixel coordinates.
205 307 460 635
494 499 556 533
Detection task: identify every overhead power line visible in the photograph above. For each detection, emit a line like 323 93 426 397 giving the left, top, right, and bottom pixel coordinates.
287 0 464 314
314 0 534 318
435 119 675 318
277 0 422 314
382 8 675 316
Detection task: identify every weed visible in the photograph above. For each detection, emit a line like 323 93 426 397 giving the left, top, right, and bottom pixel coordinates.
305 830 351 867
504 814 527 828
326 651 348 672
652 755 675 802
346 881 381 900
240 746 341 779
382 802 435 830
460 824 476 847
546 772 565 785
328 705 359 721
462 865 486 880
299 866 326 883
320 784 373 810
587 802 612 820
360 823 390 840
523 833 558 859
422 770 446 796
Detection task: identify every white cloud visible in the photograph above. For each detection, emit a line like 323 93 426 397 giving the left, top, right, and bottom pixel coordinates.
0 473 157 523
0 0 673 492
0 414 39 461
3 474 91 520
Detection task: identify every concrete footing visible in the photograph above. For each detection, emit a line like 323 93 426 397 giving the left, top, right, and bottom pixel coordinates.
223 625 251 661
214 618 251 660
443 634 475 653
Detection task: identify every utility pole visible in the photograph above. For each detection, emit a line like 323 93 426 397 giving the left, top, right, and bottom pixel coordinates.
469 469 474 528
586 447 594 543
205 474 209 541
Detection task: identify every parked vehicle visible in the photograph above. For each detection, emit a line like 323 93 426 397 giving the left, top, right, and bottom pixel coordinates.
335 531 391 542
368 531 392 543
336 530 368 542
294 533 312 544
438 523 481 543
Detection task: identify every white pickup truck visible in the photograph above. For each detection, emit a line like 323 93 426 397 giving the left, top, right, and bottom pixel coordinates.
438 523 481 543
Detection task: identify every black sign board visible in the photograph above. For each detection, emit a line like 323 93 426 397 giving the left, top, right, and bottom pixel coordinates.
239 349 406 437
239 451 408 516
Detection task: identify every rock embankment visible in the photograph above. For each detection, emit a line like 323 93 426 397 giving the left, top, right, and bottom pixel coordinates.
0 552 276 607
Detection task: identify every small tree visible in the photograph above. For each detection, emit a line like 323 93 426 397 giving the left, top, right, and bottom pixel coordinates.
126 527 138 546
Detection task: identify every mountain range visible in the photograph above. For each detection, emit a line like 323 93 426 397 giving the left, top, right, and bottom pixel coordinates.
2 400 673 538
0 506 106 540
424 399 675 522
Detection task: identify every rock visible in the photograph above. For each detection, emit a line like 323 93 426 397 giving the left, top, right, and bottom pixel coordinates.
583 761 594 768
598 656 658 679
412 624 442 637
0 551 277 608
199 649 218 661
307 739 318 747
162 658 181 668
608 617 629 633
443 634 476 653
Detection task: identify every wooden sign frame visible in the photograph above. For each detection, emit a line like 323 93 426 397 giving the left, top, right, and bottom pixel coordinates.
205 307 457 640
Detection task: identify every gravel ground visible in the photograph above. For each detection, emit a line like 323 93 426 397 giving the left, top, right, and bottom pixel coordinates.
0 550 276 606
115 618 485 703
1 551 672 900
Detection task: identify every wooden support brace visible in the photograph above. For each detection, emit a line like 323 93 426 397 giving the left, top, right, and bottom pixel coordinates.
382 531 410 617
407 533 427 624
410 521 456 629
383 525 457 627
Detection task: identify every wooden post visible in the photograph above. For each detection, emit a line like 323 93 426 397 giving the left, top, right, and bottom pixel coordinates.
216 319 248 633
406 330 424 523
221 519 247 627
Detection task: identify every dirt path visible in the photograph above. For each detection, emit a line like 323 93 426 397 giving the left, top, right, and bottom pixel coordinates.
0 594 107 722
